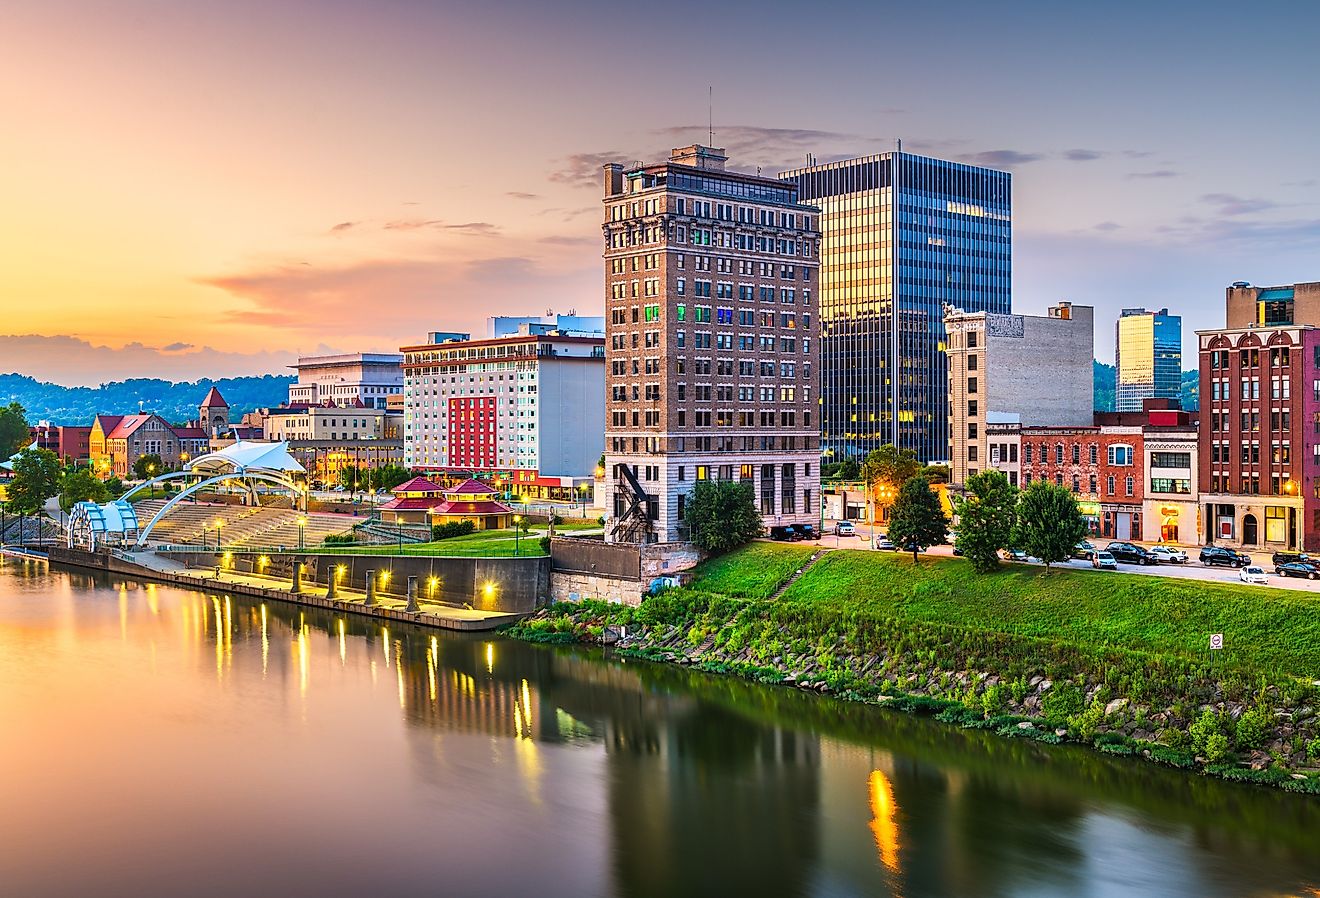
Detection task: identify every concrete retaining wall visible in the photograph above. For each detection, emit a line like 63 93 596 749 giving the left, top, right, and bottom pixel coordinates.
548 571 645 606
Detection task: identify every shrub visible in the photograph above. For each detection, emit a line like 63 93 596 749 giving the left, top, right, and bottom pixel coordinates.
1234 705 1274 751
1067 700 1106 741
1190 709 1236 761
1041 683 1085 722
980 682 1006 718
431 521 475 540
1307 737 1320 762
539 535 551 553
323 534 357 546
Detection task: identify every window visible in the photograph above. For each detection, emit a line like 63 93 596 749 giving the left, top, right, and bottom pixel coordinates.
967 354 978 371
1071 444 1080 464
1125 475 1134 496
1149 452 1191 468
967 377 977 394
1089 444 1098 465
1107 444 1134 466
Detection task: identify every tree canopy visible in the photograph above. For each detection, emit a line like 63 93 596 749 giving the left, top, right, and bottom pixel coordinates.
885 475 947 563
5 447 62 514
862 445 921 495
59 469 110 514
685 479 762 555
953 470 1018 573
0 402 30 458
1013 481 1088 570
132 453 165 480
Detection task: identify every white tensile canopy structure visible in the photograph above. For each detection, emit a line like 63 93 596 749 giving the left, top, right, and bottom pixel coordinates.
67 441 308 550
0 440 38 473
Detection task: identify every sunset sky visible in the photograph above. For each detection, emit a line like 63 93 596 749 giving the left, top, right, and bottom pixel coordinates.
3 0 1318 385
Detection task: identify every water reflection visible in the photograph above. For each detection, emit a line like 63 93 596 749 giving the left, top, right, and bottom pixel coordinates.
1 561 1318 898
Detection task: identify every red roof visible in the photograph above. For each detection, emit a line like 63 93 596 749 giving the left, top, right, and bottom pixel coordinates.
429 499 512 516
94 415 124 434
106 413 153 439
172 426 207 439
446 478 497 496
380 497 444 511
351 397 366 408
200 387 229 408
391 476 444 494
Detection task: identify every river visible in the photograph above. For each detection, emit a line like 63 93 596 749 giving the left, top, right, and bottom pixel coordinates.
1 559 1317 898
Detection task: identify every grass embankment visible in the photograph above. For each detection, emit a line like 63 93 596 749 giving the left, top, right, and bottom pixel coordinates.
512 544 1320 790
302 529 547 557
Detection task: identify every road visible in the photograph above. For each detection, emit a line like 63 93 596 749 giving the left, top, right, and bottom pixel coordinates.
814 517 1320 594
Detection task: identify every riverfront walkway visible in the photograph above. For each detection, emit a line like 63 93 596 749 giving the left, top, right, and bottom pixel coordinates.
96 549 520 632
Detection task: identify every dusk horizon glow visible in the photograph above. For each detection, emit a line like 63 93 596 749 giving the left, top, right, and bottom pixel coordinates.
4 0 1319 384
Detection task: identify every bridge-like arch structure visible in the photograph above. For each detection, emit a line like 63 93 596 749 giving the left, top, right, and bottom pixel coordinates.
67 441 308 550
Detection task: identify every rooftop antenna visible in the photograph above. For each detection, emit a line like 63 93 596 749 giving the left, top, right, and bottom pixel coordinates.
708 85 713 145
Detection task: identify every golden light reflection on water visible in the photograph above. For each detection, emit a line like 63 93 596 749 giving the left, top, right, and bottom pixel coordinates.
297 630 308 699
337 619 346 666
869 769 901 875
260 604 269 676
396 643 405 709
485 642 494 674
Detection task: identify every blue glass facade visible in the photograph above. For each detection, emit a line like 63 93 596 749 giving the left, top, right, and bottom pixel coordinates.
1116 308 1182 412
780 153 1011 462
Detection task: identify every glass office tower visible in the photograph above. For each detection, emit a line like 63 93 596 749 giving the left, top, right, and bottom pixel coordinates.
780 152 1011 462
1115 307 1181 411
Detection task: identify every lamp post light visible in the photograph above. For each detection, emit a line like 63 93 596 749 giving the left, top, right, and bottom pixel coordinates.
297 515 306 550
214 518 224 550
513 514 521 556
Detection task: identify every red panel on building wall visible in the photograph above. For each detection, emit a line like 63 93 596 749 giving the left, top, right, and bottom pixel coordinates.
447 396 497 469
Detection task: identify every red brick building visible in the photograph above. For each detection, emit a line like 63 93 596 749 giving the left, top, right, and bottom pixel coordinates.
1019 425 1145 540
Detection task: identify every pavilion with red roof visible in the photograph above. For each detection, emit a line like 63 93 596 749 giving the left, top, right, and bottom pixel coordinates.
428 478 513 531
378 476 446 525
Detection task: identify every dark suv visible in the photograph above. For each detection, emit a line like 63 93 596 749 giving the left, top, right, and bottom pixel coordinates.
1271 551 1311 567
1106 542 1158 565
1200 545 1251 568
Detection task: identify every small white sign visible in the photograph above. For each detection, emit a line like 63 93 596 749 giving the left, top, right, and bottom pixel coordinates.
1209 633 1224 651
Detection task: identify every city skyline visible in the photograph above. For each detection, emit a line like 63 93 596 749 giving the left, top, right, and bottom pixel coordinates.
4 0 1320 384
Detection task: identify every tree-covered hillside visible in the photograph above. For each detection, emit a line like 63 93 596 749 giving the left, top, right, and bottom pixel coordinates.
0 374 294 425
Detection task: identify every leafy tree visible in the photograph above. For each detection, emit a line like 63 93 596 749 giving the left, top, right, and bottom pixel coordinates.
685 479 762 555
886 475 947 563
5 447 62 514
338 465 367 491
0 402 30 458
104 476 125 498
368 464 411 491
1013 481 1087 570
919 463 950 484
132 453 165 480
59 469 109 514
839 457 861 481
953 470 1017 573
861 445 921 492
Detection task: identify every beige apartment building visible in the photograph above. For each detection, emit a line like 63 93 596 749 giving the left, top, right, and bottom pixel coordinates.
945 302 1094 487
602 145 821 543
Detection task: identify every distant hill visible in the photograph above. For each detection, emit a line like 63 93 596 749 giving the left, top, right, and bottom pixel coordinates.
0 374 294 426
1093 361 1198 412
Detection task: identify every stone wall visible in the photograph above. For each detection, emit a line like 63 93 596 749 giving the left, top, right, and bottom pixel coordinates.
549 571 645 606
640 541 706 579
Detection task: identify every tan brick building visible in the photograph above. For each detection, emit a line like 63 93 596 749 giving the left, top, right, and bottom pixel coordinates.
602 145 821 543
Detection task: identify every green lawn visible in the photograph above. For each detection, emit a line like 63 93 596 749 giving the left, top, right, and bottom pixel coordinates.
302 528 546 557
688 542 818 600
757 549 1320 679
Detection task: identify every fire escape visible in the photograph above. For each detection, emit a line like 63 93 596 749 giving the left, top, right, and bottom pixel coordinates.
609 462 655 544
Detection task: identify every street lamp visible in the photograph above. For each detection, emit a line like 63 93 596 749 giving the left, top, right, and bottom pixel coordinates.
297 515 306 550
513 514 521 556
214 517 224 550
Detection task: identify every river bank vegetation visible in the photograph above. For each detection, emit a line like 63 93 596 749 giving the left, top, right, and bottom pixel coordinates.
511 543 1320 792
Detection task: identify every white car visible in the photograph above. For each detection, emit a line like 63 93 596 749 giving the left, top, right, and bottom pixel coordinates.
834 521 856 536
873 535 896 550
1149 545 1189 564
1239 566 1269 584
1092 551 1117 570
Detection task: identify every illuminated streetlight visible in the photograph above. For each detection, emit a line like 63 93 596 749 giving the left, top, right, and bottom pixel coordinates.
513 514 522 556
297 515 307 550
214 518 224 549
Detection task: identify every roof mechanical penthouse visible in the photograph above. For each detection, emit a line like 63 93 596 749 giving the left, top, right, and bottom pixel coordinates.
602 144 821 544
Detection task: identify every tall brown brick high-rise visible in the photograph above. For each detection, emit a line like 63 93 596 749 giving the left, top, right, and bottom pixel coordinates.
602 145 821 543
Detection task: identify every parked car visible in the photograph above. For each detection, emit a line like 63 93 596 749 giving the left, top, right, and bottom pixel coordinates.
1200 545 1251 568
1275 560 1320 579
770 526 803 541
1105 542 1158 565
834 521 855 536
1271 551 1312 567
1148 545 1189 564
873 534 897 550
798 524 821 541
1092 551 1117 570
1239 565 1269 584
1071 540 1097 560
